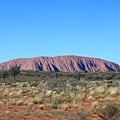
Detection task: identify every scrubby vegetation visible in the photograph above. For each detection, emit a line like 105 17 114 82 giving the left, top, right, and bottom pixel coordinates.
0 67 120 119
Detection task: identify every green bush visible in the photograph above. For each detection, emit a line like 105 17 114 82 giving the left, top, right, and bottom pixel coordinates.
92 75 99 80
76 108 87 120
73 71 81 80
104 75 113 80
96 103 120 120
114 75 120 80
85 75 93 80
34 111 43 118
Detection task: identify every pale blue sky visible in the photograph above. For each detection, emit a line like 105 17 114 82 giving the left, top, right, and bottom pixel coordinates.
0 0 120 65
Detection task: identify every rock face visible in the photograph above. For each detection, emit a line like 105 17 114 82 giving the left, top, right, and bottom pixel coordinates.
0 56 120 72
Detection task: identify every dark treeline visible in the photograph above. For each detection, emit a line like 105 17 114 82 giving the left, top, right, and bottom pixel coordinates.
0 66 120 84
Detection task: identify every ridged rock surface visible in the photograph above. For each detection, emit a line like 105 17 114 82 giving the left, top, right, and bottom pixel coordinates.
0 56 120 72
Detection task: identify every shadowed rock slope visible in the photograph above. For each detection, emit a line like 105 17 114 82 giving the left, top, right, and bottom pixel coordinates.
0 56 120 72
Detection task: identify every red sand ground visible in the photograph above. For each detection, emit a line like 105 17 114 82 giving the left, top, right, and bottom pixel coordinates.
0 94 100 120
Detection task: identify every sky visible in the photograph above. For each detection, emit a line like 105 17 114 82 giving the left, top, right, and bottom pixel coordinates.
0 0 120 65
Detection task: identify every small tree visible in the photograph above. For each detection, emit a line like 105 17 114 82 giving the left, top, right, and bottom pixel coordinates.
0 70 9 81
73 71 81 80
9 66 20 80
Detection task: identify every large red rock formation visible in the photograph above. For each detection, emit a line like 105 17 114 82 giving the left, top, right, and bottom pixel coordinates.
0 56 119 72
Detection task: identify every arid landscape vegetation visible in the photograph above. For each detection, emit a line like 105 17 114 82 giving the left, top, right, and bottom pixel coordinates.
0 66 120 120
1 0 120 119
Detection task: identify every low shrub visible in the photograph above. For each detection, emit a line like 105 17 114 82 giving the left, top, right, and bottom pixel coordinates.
114 75 120 80
76 108 87 120
104 75 113 80
96 103 120 120
34 111 43 118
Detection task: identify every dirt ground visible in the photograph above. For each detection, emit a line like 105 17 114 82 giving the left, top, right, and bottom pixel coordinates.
0 94 100 120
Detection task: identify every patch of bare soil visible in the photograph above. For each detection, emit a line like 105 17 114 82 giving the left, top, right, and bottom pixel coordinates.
0 94 101 120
